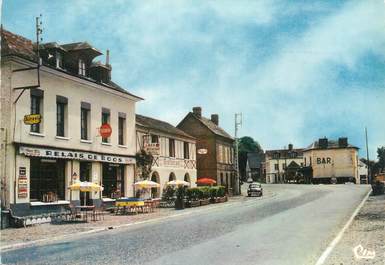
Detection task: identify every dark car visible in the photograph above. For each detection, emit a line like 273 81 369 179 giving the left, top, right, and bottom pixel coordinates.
247 183 263 197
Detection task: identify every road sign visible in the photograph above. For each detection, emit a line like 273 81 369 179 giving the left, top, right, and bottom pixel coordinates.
144 143 160 155
197 148 208 154
23 114 41 125
99 123 112 138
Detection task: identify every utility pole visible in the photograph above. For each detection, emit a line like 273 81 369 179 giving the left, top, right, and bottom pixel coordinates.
365 127 371 184
234 113 242 195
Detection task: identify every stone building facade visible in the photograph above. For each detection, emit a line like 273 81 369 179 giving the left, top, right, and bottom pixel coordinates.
177 107 237 195
136 114 197 198
0 29 141 216
303 137 359 184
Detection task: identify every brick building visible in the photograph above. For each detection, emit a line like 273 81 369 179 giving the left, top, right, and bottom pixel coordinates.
177 107 237 195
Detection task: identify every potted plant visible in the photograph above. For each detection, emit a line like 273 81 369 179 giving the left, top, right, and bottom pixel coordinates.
175 186 186 210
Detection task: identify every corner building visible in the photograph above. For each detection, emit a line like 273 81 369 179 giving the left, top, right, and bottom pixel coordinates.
1 29 142 216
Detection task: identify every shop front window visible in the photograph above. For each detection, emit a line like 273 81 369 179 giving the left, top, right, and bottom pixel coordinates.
102 164 125 198
30 158 65 202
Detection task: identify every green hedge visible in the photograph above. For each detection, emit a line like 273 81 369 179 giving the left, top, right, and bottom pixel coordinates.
186 186 226 200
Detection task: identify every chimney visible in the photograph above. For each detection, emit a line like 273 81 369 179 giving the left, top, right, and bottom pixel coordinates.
211 114 219 125
288 143 293 150
338 137 348 147
319 138 328 149
192 107 202 118
106 49 110 66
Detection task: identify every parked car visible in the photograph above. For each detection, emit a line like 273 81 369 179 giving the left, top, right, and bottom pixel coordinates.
247 183 263 197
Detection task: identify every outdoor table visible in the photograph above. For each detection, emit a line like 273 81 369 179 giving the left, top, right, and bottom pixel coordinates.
115 198 145 215
75 205 95 222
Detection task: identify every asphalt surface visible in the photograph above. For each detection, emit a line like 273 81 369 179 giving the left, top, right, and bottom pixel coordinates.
1 184 370 265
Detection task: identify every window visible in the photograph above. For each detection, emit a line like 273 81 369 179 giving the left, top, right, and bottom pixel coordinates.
118 114 126 145
81 102 90 140
30 158 65 201
56 96 67 137
101 108 110 143
79 162 92 182
184 142 189 159
30 89 43 133
78 59 86 76
274 164 279 170
151 134 159 143
283 164 286 170
169 139 175 157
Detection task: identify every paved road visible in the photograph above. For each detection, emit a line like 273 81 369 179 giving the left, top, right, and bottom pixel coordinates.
2 184 370 265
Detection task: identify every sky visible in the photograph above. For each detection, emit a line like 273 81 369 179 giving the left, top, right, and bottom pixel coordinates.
2 0 385 159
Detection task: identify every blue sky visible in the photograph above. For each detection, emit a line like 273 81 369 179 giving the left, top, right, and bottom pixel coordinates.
2 0 385 158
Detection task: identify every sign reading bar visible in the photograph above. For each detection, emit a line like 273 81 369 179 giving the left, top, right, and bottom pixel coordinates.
19 146 136 164
24 114 41 125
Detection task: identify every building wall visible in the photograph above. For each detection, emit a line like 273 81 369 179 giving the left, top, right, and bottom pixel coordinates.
177 115 236 193
303 148 359 182
177 117 218 179
136 129 197 197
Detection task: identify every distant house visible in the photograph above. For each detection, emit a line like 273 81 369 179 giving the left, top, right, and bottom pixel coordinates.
265 144 305 184
358 160 368 184
136 114 197 198
303 137 359 184
245 152 264 182
177 107 237 195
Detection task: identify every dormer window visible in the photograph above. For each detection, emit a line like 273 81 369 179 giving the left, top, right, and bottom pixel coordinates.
78 59 86 76
56 52 63 68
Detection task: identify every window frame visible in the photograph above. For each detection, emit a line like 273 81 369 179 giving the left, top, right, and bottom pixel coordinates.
183 142 190 159
81 107 89 140
78 59 86 76
169 139 175 158
30 95 41 133
56 101 66 137
118 116 126 145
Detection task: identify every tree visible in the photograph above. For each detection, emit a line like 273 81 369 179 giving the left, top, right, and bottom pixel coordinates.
237 136 263 180
135 149 154 180
376 146 385 173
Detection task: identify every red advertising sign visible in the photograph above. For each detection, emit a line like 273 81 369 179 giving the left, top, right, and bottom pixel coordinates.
99 123 112 138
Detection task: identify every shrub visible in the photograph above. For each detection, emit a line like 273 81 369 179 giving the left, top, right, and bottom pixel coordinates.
372 181 385 195
209 187 218 199
162 185 175 200
199 186 211 200
217 186 225 197
186 187 200 201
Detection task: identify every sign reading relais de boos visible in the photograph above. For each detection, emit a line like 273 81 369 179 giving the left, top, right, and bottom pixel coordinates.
24 114 41 125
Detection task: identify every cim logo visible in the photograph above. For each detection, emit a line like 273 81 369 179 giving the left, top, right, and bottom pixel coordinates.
316 157 332 164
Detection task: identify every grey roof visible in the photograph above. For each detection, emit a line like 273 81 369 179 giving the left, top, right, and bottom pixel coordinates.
61 42 102 55
1 29 142 100
305 139 359 151
136 114 195 140
190 113 233 140
247 152 264 169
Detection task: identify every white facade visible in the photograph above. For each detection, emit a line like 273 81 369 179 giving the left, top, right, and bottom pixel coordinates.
358 160 368 184
265 155 304 183
136 128 197 198
1 54 140 213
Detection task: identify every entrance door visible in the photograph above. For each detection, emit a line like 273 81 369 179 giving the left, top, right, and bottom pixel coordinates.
102 164 125 198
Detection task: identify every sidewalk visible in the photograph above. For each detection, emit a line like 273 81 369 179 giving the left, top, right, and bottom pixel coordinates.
325 193 385 265
0 194 259 251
